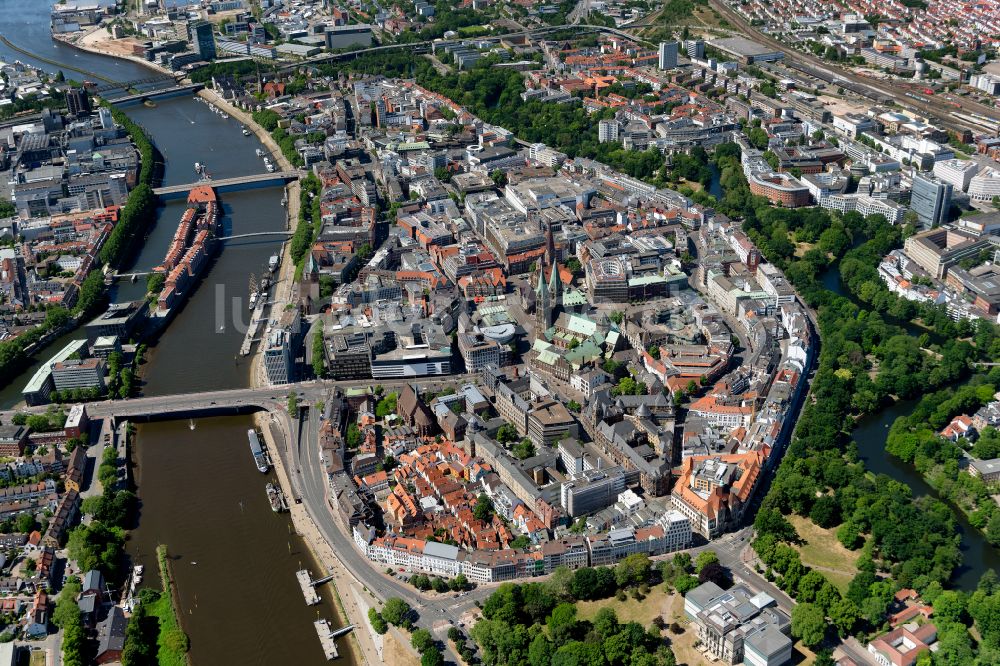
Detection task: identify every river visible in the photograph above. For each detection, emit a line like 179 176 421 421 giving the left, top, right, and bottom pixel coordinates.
0 0 158 83
120 96 355 665
821 263 1000 590
0 23 355 656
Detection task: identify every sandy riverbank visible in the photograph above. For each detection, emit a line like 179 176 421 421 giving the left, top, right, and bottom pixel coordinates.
52 28 173 78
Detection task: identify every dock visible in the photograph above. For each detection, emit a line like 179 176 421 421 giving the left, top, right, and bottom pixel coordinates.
315 619 339 660
313 620 354 660
239 300 266 356
296 569 321 605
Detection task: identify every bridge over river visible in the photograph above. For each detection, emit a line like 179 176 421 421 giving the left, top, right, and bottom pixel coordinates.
1 375 480 424
153 171 301 200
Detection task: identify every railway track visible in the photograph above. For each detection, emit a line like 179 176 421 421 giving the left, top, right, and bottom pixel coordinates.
706 0 1000 134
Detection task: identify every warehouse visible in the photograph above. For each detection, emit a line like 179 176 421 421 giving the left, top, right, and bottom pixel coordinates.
710 37 783 64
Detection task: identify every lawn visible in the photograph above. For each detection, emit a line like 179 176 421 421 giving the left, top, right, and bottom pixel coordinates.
575 584 672 626
664 593 703 666
146 592 188 666
788 514 860 594
384 630 420 666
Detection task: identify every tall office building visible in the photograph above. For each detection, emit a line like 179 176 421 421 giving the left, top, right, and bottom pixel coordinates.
658 41 678 70
684 39 705 60
66 87 91 117
910 172 952 228
189 20 217 61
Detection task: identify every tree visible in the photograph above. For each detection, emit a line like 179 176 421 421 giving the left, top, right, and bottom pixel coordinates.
547 603 578 645
698 562 730 588
551 640 606 666
312 327 326 378
674 574 700 594
346 423 362 449
934 590 967 624
375 393 399 418
497 423 518 444
15 512 35 533
694 551 719 574
748 127 770 150
381 597 411 626
615 554 651 588
829 598 859 636
529 633 554 666
512 438 536 460
510 535 532 550
412 628 435 653
474 493 494 522
121 600 156 666
421 647 444 666
368 608 388 634
791 603 826 647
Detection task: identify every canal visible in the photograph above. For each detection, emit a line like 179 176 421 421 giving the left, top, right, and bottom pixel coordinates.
821 263 1000 590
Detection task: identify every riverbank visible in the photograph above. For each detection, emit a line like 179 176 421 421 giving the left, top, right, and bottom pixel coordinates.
254 410 378 666
216 76 374 659
198 86 303 389
153 545 192 666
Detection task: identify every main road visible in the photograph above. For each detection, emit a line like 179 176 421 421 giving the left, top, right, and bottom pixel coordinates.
0 374 480 424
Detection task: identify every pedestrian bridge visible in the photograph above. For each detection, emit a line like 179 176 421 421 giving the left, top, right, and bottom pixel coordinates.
154 171 300 200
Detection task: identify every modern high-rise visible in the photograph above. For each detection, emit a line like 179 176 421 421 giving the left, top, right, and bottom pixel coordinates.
910 173 952 228
189 20 217 61
684 39 705 59
66 87 91 117
658 41 678 70
263 328 293 385
598 119 620 143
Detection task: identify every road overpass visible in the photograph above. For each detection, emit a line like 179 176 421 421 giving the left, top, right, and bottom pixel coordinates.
153 171 301 200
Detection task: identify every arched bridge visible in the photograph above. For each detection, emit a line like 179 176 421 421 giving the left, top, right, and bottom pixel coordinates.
91 75 178 94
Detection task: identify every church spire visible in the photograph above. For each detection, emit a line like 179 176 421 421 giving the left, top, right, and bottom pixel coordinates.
545 220 556 266
535 259 550 332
